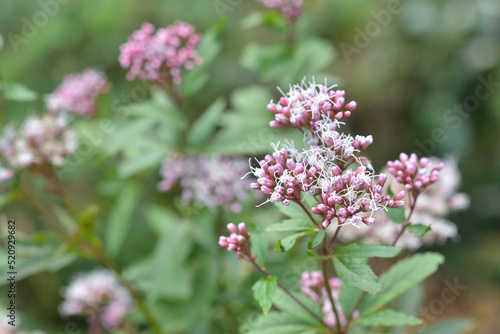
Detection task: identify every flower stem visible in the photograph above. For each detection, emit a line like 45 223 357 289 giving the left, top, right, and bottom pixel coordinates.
322 239 343 334
247 256 335 333
294 199 321 228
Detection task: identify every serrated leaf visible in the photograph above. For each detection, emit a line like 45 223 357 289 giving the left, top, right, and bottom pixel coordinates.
408 223 431 237
386 207 406 224
333 243 401 258
361 253 444 313
333 257 381 295
308 230 325 249
357 309 422 327
252 276 277 315
266 219 315 232
277 230 313 252
187 98 225 148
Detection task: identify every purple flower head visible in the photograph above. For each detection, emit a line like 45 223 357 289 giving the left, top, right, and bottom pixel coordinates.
219 222 252 259
46 68 108 118
119 21 202 86
268 80 356 131
0 114 77 172
59 269 133 330
157 154 252 213
387 153 444 196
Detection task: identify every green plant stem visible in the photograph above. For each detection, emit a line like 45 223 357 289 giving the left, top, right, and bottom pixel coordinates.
247 256 335 333
294 199 320 228
322 240 343 334
23 188 165 334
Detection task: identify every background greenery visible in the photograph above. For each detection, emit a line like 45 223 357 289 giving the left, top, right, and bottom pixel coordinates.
0 0 499 333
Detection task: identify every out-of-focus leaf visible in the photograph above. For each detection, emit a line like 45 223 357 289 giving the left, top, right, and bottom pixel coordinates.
272 289 322 324
361 253 444 313
356 309 422 327
251 226 268 267
241 312 317 334
252 276 277 315
143 204 178 235
408 223 431 237
333 257 381 295
1 83 37 101
187 98 225 148
340 284 363 319
418 318 474 334
307 230 325 249
105 181 140 256
386 207 406 224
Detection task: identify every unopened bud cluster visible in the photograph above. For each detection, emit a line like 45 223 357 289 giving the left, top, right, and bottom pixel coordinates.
59 269 134 330
219 223 251 259
119 21 202 85
46 68 108 118
256 0 311 22
388 153 444 195
0 114 77 172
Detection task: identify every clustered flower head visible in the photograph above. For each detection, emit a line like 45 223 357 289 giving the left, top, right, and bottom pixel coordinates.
339 157 469 250
300 271 358 328
157 154 252 213
267 81 356 130
0 114 77 172
46 68 108 118
219 222 252 259
387 153 444 196
119 21 202 85
256 0 310 22
250 79 403 228
59 269 134 330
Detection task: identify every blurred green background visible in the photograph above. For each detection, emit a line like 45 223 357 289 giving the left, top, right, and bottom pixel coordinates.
1 0 500 333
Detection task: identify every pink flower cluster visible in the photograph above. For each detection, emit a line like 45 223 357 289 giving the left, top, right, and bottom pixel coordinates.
219 222 251 259
59 269 134 330
46 68 108 118
0 114 77 171
312 167 405 228
157 154 252 213
300 271 357 328
339 157 469 250
387 153 444 196
268 81 357 130
256 0 309 22
119 21 202 85
251 80 402 228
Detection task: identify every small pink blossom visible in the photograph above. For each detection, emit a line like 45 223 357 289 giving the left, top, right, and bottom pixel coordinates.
119 21 202 85
219 222 252 259
59 269 133 330
256 0 309 22
46 68 108 118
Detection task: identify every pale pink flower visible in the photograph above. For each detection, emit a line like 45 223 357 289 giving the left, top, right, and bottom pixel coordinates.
219 222 251 259
119 21 202 85
46 68 107 118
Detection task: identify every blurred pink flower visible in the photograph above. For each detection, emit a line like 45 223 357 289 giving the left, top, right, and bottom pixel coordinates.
46 68 107 118
119 21 202 85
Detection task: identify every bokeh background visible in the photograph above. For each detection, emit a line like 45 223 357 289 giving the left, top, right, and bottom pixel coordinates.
1 0 499 333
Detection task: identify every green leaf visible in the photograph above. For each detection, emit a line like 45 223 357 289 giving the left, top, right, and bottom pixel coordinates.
118 149 166 177
386 207 406 224
241 312 317 334
418 318 474 334
1 83 37 102
333 257 381 295
143 204 178 235
308 230 325 249
272 289 322 324
277 230 313 252
361 253 444 313
333 243 402 258
105 181 141 256
266 219 315 232
357 309 422 327
251 226 268 267
187 98 225 148
339 284 363 319
408 223 431 237
0 34 4 50
252 276 278 315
